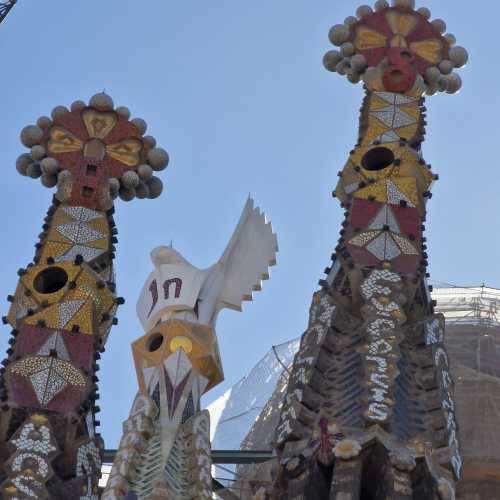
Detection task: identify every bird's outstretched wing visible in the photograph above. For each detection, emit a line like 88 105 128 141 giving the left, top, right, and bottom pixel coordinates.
216 197 278 312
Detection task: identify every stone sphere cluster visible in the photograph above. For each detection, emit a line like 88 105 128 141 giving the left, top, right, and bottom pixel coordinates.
323 0 468 95
17 93 169 202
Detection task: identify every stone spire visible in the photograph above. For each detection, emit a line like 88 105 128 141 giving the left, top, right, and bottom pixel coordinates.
103 198 278 499
0 93 169 499
272 1 468 499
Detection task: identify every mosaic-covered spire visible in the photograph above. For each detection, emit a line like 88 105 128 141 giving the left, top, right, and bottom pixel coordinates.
103 198 278 499
0 93 168 499
272 2 467 499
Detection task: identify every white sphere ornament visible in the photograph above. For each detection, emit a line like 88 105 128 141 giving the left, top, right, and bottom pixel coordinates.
344 16 358 28
350 54 367 72
36 116 52 129
40 157 59 175
16 153 32 176
89 92 114 110
336 60 349 75
449 46 468 68
438 77 449 92
121 170 140 188
329 24 350 46
41 174 58 188
147 177 163 199
116 106 131 119
27 162 42 179
431 19 446 34
135 182 150 199
438 60 453 75
446 73 462 94
323 50 343 71
70 100 86 113
148 148 169 171
444 33 456 46
51 106 69 121
417 7 431 19
340 42 355 57
374 0 389 11
21 125 43 148
31 145 46 161
143 135 157 148
424 66 441 84
119 186 136 201
131 118 147 135
137 164 153 180
356 5 373 19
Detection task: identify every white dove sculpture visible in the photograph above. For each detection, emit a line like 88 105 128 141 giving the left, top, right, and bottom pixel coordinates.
137 196 278 331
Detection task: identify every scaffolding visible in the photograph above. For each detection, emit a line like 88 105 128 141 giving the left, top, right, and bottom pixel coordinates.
431 283 500 327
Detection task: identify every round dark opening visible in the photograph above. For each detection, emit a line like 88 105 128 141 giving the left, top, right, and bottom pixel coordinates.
33 267 69 294
147 333 164 352
361 147 395 171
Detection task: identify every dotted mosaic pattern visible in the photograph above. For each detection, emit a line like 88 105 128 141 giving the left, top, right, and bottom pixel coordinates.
76 440 101 500
274 3 465 497
2 93 155 497
1 415 58 499
10 355 86 408
40 205 110 265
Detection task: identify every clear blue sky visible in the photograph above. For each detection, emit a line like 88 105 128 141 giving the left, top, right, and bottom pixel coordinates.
0 1 493 447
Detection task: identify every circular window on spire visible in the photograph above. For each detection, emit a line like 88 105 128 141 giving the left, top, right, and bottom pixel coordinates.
361 147 395 171
147 333 164 352
33 267 69 294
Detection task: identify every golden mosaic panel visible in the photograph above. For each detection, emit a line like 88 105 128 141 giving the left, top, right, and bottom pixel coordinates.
132 319 224 393
23 304 61 330
7 282 39 327
362 119 390 145
64 301 94 335
39 242 73 263
19 263 114 335
391 177 420 207
10 355 87 387
83 109 117 139
354 181 389 204
48 127 83 155
38 205 110 263
20 262 82 306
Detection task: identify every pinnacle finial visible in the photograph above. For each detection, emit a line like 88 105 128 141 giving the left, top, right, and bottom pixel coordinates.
323 0 468 95
16 93 169 208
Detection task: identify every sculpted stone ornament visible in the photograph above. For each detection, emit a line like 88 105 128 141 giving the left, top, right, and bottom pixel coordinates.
272 1 467 499
0 93 169 499
104 197 278 499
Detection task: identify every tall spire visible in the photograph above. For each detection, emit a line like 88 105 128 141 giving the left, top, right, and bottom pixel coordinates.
0 93 169 498
272 2 468 499
104 198 278 499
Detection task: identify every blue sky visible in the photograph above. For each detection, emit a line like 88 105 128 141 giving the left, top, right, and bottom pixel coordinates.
0 0 494 447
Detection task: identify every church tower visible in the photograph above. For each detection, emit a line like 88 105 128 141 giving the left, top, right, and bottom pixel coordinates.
0 93 168 499
273 1 468 499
